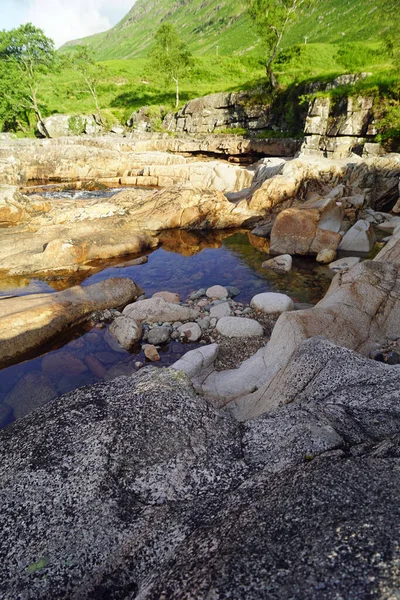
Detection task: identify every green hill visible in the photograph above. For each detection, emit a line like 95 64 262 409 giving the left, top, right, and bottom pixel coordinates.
62 0 399 60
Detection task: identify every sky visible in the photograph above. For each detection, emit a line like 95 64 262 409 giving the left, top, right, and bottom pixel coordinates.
1 0 135 48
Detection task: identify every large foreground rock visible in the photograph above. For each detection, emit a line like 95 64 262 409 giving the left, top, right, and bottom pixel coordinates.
2 355 400 598
0 277 141 367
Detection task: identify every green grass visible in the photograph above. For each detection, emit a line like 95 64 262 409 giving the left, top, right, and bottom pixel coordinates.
61 0 400 61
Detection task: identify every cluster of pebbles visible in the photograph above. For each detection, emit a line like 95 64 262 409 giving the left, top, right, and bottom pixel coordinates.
98 285 288 369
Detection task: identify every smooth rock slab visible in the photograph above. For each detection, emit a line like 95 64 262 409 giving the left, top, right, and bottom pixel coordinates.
0 277 141 368
172 344 219 378
250 292 294 314
108 316 142 351
216 317 263 338
329 256 361 272
123 297 198 324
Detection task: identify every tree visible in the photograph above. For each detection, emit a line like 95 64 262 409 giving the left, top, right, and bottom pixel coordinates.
0 23 55 136
150 23 192 108
62 46 106 127
246 0 308 88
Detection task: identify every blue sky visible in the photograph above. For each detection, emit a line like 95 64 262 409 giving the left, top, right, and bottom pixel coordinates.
1 0 135 47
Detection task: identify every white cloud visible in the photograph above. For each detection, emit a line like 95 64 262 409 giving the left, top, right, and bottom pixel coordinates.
24 0 134 48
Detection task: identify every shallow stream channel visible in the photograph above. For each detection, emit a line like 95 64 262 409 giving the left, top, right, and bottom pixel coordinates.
0 186 336 430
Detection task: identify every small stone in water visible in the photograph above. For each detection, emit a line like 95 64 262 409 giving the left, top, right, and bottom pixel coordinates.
143 344 160 362
189 288 206 301
206 285 228 300
226 286 241 298
135 361 143 369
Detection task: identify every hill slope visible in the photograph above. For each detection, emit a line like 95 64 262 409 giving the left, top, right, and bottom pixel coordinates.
62 0 399 60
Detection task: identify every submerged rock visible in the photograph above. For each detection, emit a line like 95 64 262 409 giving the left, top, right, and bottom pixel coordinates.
108 315 143 351
262 254 292 273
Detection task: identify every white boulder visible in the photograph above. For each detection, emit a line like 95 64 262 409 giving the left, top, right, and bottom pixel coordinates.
250 292 294 315
216 317 263 338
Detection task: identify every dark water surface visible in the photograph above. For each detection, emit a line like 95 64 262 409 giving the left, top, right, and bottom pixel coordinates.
0 229 334 430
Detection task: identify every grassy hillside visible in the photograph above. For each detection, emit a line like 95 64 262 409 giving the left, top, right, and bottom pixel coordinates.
62 0 400 60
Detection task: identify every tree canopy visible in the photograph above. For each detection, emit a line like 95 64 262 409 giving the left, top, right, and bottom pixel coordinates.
246 0 308 88
149 23 192 108
0 23 55 135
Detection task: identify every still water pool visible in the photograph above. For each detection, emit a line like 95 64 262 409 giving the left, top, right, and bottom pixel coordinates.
0 229 334 430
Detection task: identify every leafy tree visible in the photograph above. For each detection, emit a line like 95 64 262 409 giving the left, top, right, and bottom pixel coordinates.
0 23 55 136
62 46 106 127
149 23 192 108
246 0 309 88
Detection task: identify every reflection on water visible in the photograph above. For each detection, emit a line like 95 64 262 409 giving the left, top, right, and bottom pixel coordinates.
0 229 334 430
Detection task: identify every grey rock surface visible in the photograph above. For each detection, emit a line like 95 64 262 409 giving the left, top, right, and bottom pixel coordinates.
147 326 171 345
123 297 198 324
338 219 377 253
2 348 400 598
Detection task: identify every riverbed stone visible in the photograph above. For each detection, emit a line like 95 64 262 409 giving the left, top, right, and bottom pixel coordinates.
216 317 263 338
42 351 88 376
147 326 171 345
108 316 142 351
316 248 336 263
143 344 161 361
210 302 232 319
338 219 377 252
4 371 58 419
262 254 292 273
123 297 198 324
206 285 228 300
177 322 202 342
250 292 294 314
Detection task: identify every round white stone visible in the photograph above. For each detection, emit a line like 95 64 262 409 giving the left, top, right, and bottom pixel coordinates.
250 292 294 315
177 322 202 342
206 285 228 299
216 317 263 338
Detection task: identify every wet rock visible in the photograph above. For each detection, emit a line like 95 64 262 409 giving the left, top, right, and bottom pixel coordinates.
262 254 292 273
197 318 211 330
316 248 336 264
210 302 232 319
93 351 118 365
177 323 202 342
338 219 377 253
152 291 181 304
4 371 58 419
108 316 143 352
147 326 171 345
387 351 400 365
0 278 141 368
0 403 12 428
105 363 137 380
250 293 294 315
57 373 95 395
206 285 228 300
226 286 241 298
123 297 198 324
189 288 206 301
42 351 88 376
143 344 161 362
216 317 263 338
329 256 361 273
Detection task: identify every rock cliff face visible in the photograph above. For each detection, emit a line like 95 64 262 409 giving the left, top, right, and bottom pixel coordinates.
162 91 271 135
301 95 379 158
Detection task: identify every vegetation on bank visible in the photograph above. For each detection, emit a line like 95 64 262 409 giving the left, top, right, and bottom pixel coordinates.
0 0 399 148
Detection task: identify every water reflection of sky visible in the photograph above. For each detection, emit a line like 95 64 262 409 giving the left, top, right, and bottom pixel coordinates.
0 231 334 430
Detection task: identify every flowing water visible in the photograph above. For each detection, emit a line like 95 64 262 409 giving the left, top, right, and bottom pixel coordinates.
0 188 335 430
